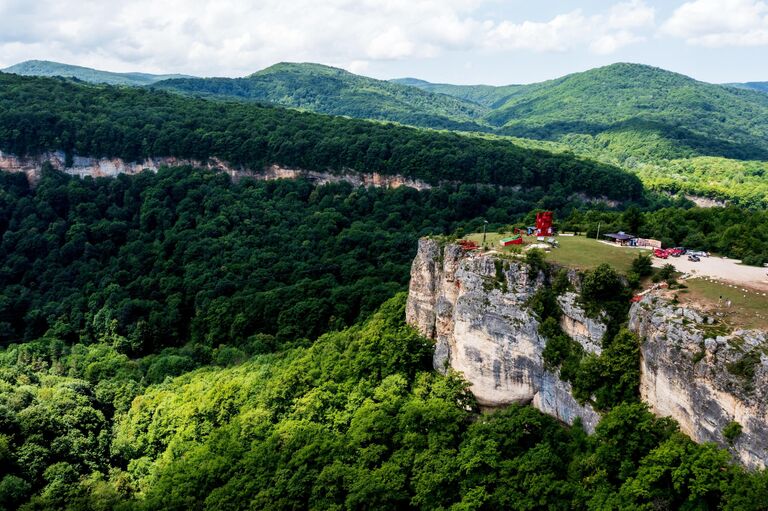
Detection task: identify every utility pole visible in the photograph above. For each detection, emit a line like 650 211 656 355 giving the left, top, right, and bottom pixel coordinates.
596 221 601 240
482 220 488 247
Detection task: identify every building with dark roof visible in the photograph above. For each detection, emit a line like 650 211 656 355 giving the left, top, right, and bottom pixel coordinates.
604 232 636 246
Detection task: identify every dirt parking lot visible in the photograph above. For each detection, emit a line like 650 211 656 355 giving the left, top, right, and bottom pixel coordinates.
653 255 768 293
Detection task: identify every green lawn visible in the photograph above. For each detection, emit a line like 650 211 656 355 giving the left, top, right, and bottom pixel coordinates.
465 232 649 273
674 278 768 330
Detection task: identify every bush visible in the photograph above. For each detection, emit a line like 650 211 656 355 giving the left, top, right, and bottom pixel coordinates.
723 421 743 445
525 249 547 278
630 254 653 277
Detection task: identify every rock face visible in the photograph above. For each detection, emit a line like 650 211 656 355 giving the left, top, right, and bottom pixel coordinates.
630 295 768 469
406 239 603 432
0 150 432 190
557 292 606 355
406 239 768 469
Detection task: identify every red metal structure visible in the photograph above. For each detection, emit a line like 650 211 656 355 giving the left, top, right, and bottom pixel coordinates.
535 211 554 237
457 240 479 251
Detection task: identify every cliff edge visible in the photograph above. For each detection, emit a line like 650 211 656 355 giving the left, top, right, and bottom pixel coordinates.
406 238 602 432
407 238 768 469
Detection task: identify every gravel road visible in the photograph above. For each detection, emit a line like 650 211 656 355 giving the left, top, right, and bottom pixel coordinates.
653 256 768 293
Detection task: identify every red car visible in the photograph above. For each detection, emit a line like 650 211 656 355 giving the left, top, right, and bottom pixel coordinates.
654 248 669 259
668 248 683 257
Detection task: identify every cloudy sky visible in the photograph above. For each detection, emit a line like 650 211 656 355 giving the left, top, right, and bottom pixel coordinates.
0 0 766 84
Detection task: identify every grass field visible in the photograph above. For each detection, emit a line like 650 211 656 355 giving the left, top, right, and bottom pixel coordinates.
465 232 649 273
673 278 768 330
462 232 767 330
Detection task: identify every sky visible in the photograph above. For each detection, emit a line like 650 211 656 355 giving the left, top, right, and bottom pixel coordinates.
0 0 766 85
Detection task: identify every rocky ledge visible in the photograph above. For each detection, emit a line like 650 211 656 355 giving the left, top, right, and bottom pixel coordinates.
406 238 602 432
0 150 432 190
630 295 768 469
407 238 768 469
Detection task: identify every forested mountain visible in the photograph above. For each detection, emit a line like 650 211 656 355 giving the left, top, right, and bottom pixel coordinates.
151 62 489 131
10 60 768 164
151 62 768 204
398 65 768 167
727 82 768 93
0 72 642 200
2 60 194 86
390 77 523 108
483 63 768 161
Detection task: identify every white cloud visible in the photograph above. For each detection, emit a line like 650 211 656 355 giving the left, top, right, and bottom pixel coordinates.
661 0 768 47
607 0 656 29
484 1 654 53
590 31 644 55
0 0 656 76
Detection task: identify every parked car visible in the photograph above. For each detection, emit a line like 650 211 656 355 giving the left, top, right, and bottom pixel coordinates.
687 254 700 262
654 248 668 259
688 250 709 258
668 248 683 257
674 247 687 255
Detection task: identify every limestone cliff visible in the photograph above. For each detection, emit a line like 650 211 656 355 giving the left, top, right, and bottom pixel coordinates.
406 238 768 469
406 238 602 432
0 150 432 190
630 295 768 469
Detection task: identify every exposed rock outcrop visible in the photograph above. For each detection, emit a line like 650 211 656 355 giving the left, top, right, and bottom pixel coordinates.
407 238 768 469
557 292 606 355
0 150 432 190
406 238 602 432
630 295 768 469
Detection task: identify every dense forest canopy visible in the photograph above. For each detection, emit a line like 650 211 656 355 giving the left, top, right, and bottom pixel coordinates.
0 166 602 351
2 294 768 510
0 166 765 357
0 72 642 201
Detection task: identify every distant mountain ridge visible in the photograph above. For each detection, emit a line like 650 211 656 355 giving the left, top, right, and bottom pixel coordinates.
2 60 195 86
8 60 768 161
726 82 768 93
6 58 768 204
402 63 768 161
390 77 523 108
150 62 490 131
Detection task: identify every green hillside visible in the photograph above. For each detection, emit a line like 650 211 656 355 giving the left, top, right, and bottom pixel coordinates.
727 82 768 93
484 63 768 161
0 72 641 199
6 61 767 205
390 77 523 108
151 62 490 131
2 59 194 86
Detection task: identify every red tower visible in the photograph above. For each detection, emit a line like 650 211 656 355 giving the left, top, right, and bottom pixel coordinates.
535 211 553 237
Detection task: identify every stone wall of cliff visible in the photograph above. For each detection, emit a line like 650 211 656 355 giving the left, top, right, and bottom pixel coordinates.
0 150 432 190
406 238 768 469
630 295 768 469
405 238 603 432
